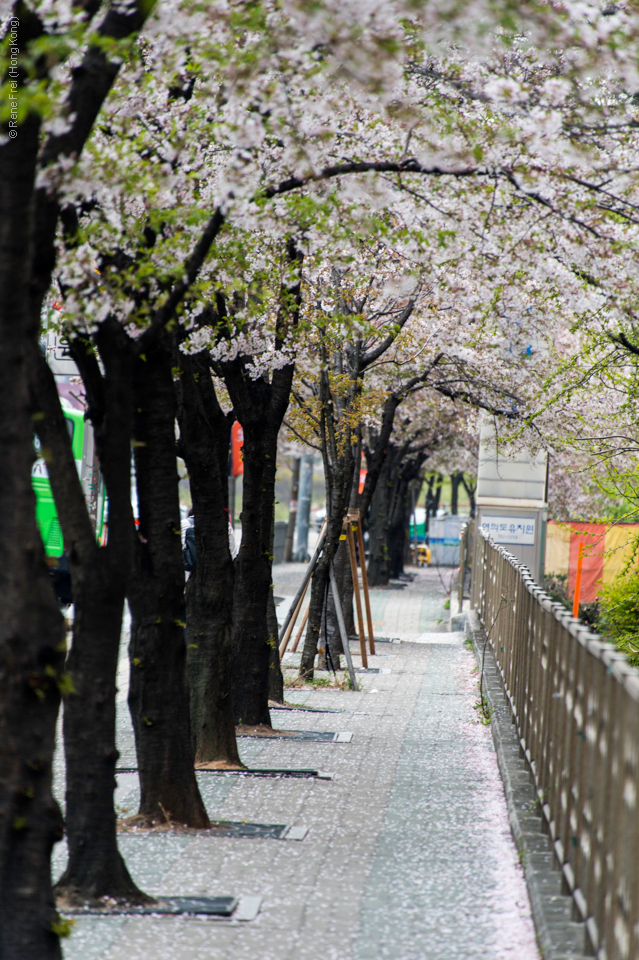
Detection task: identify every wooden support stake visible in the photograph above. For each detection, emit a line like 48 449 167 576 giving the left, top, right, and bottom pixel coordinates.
354 517 375 656
278 519 327 649
290 603 310 653
279 576 311 657
329 563 358 691
345 519 368 669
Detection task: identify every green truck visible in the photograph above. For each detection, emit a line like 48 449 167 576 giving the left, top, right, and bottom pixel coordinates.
32 396 106 602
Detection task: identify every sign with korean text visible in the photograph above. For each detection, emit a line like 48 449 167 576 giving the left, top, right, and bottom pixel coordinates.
481 516 536 545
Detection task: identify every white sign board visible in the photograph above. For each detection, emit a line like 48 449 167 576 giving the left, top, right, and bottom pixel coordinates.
481 516 536 545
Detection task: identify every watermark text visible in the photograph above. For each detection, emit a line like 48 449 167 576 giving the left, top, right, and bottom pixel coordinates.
7 17 19 138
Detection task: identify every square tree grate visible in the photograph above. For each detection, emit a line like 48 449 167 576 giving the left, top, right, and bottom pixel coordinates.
237 730 351 742
64 896 238 917
198 768 332 780
209 821 287 839
116 767 332 779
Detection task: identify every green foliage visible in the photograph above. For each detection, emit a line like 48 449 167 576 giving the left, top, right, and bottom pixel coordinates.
544 574 570 609
474 696 491 725
51 918 76 939
599 571 639 665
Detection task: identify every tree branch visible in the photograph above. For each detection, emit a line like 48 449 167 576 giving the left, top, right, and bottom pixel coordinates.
359 299 416 370
32 0 159 313
609 331 639 357
137 207 226 353
262 158 483 201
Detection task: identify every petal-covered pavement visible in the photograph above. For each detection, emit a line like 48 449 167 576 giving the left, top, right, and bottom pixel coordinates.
53 565 539 960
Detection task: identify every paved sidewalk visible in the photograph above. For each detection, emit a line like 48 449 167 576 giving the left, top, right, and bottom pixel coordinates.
53 566 539 960
274 564 456 640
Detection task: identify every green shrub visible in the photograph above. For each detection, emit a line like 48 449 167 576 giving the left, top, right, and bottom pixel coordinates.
544 574 570 610
599 571 639 665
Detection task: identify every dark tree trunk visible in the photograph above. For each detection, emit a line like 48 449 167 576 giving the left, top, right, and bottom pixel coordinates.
176 350 241 767
58 560 144 900
13 0 159 919
299 442 354 679
32 331 148 905
1 0 165 930
317 539 348 671
387 481 410 579
10 4 160 920
450 472 462 515
367 453 394 587
425 473 443 521
267 585 285 703
220 241 302 726
461 474 476 518
299 333 358 680
227 408 278 726
0 113 66 960
368 444 427 586
127 338 209 826
359 396 400 519
297 307 435 677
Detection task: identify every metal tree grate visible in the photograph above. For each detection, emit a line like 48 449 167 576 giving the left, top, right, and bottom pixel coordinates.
237 730 352 742
63 896 238 917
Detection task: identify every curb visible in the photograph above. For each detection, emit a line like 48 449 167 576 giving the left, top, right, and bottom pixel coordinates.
466 611 590 960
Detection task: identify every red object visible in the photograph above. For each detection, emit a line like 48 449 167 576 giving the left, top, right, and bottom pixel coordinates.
231 421 244 476
568 523 605 604
572 543 584 617
358 469 367 494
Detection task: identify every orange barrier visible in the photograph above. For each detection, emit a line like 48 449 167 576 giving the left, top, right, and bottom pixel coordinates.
546 521 639 602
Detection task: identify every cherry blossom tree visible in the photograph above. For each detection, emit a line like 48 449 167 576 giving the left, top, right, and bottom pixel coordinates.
7 0 639 937
0 0 159 943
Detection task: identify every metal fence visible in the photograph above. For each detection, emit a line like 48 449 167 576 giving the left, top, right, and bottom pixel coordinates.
473 530 639 960
458 520 472 611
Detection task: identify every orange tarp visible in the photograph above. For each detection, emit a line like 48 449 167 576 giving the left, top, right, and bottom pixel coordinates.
545 523 570 576
603 526 639 583
546 521 639 603
567 524 605 604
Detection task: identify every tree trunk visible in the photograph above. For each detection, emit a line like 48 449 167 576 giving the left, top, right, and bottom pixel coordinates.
317 539 347 671
367 453 393 587
32 331 149 905
451 472 462 515
368 445 427 586
176 351 241 767
267 585 285 703
127 339 209 826
228 409 278 726
387 478 410 579
0 113 66 960
461 475 476 517
221 242 302 725
58 561 145 901
299 444 354 679
1 3 159 933
426 473 443 520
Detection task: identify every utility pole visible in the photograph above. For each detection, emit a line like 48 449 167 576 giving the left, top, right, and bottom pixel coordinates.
284 457 301 562
294 453 314 561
